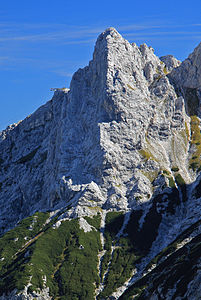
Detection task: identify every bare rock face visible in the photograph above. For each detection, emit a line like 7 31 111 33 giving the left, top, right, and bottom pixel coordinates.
160 54 181 72
0 28 201 300
169 42 201 117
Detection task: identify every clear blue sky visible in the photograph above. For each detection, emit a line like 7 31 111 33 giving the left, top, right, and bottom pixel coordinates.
0 0 201 131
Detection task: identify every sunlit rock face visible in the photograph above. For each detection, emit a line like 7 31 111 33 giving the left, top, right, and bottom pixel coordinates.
0 28 201 300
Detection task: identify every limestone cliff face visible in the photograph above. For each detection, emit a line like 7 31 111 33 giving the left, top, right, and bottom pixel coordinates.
169 42 201 117
0 28 201 299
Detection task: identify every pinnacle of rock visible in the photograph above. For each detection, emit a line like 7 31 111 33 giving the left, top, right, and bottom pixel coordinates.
99 27 120 37
160 54 181 72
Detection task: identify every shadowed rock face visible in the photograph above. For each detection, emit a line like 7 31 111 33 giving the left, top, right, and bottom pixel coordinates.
170 42 201 89
0 28 201 300
169 41 201 117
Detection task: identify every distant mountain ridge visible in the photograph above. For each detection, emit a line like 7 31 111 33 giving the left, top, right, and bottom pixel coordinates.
0 28 201 299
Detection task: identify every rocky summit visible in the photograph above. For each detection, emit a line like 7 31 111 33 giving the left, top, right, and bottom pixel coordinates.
0 28 201 300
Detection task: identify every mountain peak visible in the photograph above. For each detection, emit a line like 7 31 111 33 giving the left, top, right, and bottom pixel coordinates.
93 27 130 58
102 26 119 35
0 29 201 300
97 27 121 40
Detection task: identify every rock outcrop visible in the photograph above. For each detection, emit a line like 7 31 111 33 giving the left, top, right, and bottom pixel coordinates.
0 28 200 299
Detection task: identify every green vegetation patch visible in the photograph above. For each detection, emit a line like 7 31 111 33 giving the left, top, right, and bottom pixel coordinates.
141 169 159 184
105 212 124 238
147 218 201 269
0 212 49 268
175 173 185 186
120 221 201 299
0 215 101 300
164 168 185 188
120 283 147 300
189 116 201 172
103 211 124 252
168 177 176 188
139 149 154 161
29 219 101 299
100 245 138 298
100 211 124 281
127 203 161 255
163 66 168 75
162 170 170 176
185 121 190 140
84 213 101 230
171 166 179 172
0 212 50 293
98 211 143 299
